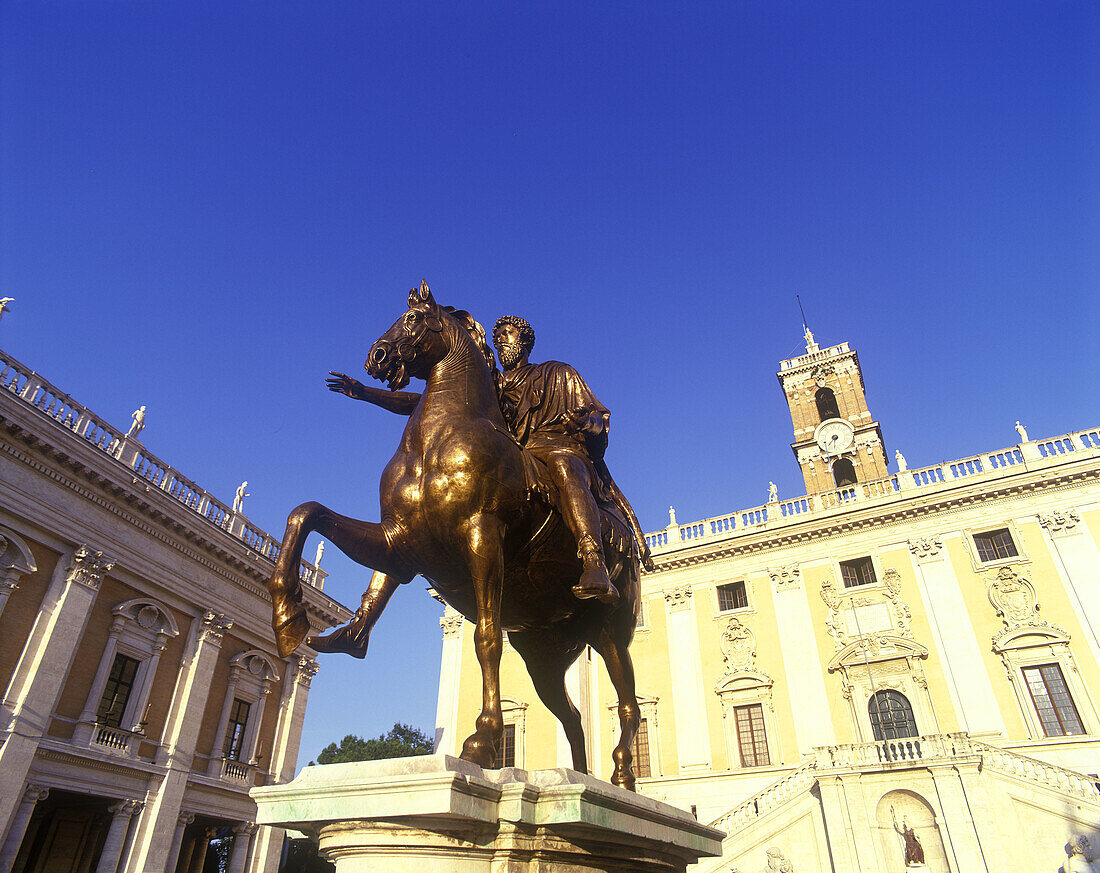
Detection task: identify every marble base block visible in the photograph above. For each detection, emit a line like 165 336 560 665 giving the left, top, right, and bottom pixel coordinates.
251 754 723 872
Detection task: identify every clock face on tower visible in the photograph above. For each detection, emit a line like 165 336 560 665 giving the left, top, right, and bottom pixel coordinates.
815 419 855 455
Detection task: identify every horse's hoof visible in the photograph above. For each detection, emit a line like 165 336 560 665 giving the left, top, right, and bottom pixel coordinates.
274 610 311 658
612 771 636 792
459 736 496 769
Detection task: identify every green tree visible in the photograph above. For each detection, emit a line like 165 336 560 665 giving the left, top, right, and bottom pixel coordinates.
313 723 434 765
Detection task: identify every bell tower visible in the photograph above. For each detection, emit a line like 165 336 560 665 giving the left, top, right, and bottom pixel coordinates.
777 329 889 495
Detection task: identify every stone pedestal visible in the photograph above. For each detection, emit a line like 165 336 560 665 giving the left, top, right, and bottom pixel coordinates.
251 754 723 872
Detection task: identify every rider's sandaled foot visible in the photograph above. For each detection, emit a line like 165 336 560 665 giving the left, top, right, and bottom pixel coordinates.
274 609 311 659
572 552 619 604
309 614 372 659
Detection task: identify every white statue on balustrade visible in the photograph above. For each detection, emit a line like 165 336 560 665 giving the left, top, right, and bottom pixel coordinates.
894 449 908 472
768 482 778 503
0 297 13 322
126 405 147 439
233 481 250 514
1015 420 1029 442
1061 836 1099 873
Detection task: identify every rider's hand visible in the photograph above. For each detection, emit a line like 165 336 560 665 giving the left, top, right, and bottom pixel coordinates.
327 371 365 399
565 407 606 436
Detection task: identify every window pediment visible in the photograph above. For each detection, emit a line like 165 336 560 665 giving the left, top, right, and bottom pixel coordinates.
993 625 1071 654
828 635 928 672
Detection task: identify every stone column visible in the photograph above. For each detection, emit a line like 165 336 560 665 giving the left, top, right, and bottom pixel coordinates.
165 813 195 873
0 785 48 873
433 612 464 756
908 537 1005 736
767 566 836 752
227 823 256 873
93 800 142 873
122 611 232 873
662 586 711 771
186 828 215 873
246 657 318 873
0 547 112 836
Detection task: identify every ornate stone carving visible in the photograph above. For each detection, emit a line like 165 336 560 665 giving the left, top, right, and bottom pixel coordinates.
22 784 49 805
820 569 912 650
233 821 258 836
907 537 943 563
440 613 464 639
197 611 233 643
108 799 143 817
177 811 196 826
664 585 693 611
763 846 795 871
720 618 757 673
987 567 1040 629
295 657 319 686
811 363 834 387
1061 835 1097 872
768 565 801 592
66 545 115 589
1039 508 1080 536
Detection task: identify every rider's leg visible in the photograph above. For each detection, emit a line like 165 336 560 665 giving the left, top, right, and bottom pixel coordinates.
309 571 403 658
545 452 619 604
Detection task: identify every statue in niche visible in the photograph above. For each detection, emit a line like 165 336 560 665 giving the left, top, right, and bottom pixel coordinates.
1061 836 1099 873
891 807 925 866
263 281 649 790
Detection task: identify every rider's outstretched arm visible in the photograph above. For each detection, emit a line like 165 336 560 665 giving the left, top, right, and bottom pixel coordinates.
327 372 420 415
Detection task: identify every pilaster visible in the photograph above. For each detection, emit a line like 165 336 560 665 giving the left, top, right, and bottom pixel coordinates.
0 547 112 836
123 611 232 873
1038 508 1100 669
434 612 464 756
663 585 712 771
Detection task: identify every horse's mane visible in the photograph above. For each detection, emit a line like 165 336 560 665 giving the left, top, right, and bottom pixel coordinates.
442 306 498 376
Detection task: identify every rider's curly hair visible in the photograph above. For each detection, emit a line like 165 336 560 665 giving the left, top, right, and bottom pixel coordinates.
493 315 535 354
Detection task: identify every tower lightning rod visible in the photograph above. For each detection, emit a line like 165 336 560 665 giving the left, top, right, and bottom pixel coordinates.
796 294 809 332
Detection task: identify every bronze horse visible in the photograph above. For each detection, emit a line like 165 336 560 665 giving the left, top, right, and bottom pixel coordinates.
266 282 642 789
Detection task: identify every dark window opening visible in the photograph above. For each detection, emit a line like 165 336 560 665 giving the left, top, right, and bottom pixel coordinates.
1023 664 1085 737
717 581 748 612
223 698 251 760
841 557 877 588
974 528 1019 562
832 458 857 487
815 387 840 422
494 723 516 767
96 654 141 728
868 690 918 741
734 704 770 767
632 718 652 778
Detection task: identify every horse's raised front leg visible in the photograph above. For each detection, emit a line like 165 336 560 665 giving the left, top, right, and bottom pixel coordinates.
267 501 408 658
458 513 506 768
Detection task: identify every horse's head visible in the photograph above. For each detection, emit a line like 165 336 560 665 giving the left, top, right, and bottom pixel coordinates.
365 280 448 390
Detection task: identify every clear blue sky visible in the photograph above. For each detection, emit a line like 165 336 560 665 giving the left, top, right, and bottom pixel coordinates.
2 2 1097 766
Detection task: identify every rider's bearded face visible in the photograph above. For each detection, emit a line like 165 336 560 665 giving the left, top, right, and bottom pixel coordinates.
494 323 526 369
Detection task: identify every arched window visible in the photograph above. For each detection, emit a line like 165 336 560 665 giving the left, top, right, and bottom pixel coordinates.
868 690 918 740
832 458 857 487
815 387 840 421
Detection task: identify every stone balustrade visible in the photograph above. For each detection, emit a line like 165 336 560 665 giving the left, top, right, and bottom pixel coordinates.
0 349 325 587
92 724 135 755
647 426 1100 555
708 732 1100 836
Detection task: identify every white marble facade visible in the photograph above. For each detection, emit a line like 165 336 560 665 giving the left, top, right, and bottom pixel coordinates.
0 348 351 873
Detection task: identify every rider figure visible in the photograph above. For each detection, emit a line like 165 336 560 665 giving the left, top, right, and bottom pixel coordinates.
310 309 653 656
493 315 641 604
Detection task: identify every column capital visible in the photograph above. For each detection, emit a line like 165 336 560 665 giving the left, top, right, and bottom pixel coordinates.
108 798 143 817
663 585 693 611
67 545 115 590
21 784 49 805
440 613 464 639
177 811 196 826
768 565 801 591
294 657 319 687
197 611 233 644
908 537 944 563
1038 508 1081 537
233 821 257 836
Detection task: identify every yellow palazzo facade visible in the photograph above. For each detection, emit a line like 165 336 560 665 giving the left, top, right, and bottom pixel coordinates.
437 332 1100 873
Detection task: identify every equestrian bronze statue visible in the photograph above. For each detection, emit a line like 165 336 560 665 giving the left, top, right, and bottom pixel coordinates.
265 281 651 789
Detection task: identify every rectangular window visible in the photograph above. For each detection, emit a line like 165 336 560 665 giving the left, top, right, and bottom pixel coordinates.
734 704 770 767
223 698 251 760
1023 664 1085 737
494 723 516 768
632 718 652 778
974 528 1018 563
96 654 141 728
717 581 748 612
840 557 877 588
635 601 647 630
